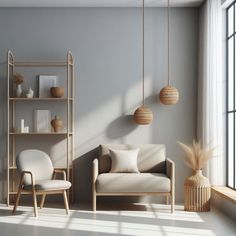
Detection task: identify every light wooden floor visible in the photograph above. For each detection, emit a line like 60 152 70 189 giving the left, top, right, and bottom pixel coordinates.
0 203 235 236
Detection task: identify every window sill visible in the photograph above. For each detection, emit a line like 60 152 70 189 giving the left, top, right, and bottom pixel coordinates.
211 186 236 204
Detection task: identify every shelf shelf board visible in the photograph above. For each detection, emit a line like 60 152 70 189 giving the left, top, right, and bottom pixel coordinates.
14 61 68 67
9 97 73 101
9 132 73 136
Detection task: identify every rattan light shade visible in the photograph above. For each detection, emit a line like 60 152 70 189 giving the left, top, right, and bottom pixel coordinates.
134 106 153 125
159 85 179 105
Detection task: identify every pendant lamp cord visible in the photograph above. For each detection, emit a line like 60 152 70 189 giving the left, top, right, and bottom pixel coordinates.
142 0 145 106
167 0 170 86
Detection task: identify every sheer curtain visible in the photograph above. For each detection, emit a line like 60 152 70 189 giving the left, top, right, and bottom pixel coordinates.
197 0 225 186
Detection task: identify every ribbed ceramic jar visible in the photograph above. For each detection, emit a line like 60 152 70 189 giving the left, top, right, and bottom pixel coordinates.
184 170 211 212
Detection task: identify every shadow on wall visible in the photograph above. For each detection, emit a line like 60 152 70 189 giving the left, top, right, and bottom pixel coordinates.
106 115 137 139
73 147 99 203
106 94 158 140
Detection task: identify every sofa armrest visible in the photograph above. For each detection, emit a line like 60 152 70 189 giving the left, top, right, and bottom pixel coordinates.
166 158 175 194
166 158 175 213
166 158 174 179
93 158 99 183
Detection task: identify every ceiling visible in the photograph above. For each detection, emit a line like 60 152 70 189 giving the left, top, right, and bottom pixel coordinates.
0 0 204 7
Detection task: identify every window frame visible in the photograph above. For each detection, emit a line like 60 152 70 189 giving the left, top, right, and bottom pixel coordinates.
226 0 236 190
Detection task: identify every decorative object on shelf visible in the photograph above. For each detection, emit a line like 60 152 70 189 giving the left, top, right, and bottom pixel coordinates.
51 116 63 132
13 73 24 98
24 126 29 133
159 0 179 105
34 110 51 133
19 119 29 133
39 75 57 98
26 87 34 98
51 87 64 98
133 0 153 125
178 140 215 212
20 119 25 133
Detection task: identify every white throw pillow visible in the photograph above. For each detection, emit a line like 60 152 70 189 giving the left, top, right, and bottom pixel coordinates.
109 148 140 173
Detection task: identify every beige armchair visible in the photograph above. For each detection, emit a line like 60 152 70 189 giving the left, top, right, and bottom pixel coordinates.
92 144 175 213
13 149 71 217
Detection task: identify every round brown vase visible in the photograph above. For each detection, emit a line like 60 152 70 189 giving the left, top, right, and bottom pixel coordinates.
50 87 64 98
51 116 63 132
184 170 211 212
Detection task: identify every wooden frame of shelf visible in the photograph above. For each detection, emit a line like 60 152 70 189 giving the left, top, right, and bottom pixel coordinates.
6 50 75 206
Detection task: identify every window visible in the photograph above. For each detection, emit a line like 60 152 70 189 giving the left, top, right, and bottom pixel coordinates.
227 1 236 190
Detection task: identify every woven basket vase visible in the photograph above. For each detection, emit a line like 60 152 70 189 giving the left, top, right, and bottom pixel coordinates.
184 170 211 212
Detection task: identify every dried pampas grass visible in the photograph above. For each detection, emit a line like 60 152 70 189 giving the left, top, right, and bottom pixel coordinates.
178 140 214 171
13 73 24 85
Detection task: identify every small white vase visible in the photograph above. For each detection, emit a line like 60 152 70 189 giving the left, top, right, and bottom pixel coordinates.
16 84 22 98
26 87 34 98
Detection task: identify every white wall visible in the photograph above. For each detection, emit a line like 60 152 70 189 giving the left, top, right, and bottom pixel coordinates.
0 7 199 204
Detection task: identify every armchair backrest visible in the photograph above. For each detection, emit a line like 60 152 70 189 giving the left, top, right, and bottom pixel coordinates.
99 144 166 173
16 149 54 185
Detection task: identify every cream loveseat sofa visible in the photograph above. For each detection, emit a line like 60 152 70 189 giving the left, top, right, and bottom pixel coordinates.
92 144 175 213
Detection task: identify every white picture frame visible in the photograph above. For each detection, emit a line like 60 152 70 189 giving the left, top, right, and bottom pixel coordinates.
34 110 51 133
39 75 57 98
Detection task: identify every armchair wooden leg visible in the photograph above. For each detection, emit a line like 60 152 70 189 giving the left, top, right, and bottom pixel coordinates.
63 190 69 215
165 195 169 205
13 186 22 214
40 194 46 209
32 189 38 217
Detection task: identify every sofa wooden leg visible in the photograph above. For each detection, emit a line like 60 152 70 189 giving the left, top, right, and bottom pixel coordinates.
165 195 169 205
93 193 96 211
171 194 175 214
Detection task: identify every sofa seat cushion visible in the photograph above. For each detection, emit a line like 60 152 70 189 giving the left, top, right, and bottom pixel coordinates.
24 180 71 191
96 173 170 193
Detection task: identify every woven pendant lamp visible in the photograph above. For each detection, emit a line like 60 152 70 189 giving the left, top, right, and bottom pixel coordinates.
134 0 153 125
159 0 179 105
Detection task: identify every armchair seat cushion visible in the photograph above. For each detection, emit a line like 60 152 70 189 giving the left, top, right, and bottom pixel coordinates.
24 180 71 191
96 173 170 193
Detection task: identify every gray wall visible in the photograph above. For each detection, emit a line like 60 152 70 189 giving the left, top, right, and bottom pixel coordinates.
0 7 199 204
211 192 236 221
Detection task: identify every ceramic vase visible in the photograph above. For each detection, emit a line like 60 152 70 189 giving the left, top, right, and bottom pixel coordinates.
26 87 34 98
184 170 211 212
16 84 22 98
51 116 63 132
